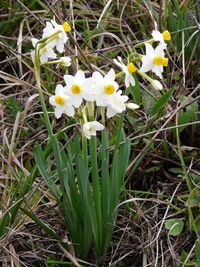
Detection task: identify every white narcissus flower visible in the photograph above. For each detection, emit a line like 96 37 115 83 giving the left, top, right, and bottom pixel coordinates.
140 44 169 79
113 57 137 87
83 121 105 139
60 56 71 67
151 22 171 49
31 37 57 63
49 84 75 119
106 90 129 118
91 68 119 107
42 19 69 53
151 79 163 90
64 70 95 108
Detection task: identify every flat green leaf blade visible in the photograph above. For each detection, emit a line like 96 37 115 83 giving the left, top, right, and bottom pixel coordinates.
34 143 60 200
150 89 173 116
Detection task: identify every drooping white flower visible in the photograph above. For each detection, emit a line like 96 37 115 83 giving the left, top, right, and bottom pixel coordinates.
64 70 95 108
151 79 163 90
91 68 119 107
83 121 105 139
60 56 71 67
113 57 137 87
31 37 57 63
151 22 171 49
49 84 75 119
140 44 169 79
106 90 129 118
42 19 69 53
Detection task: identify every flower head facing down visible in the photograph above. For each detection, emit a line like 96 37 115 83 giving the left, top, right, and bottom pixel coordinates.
83 121 105 139
113 57 137 88
32 38 57 63
106 90 129 118
91 68 119 107
64 70 95 108
42 19 69 53
49 84 75 118
151 22 171 49
140 44 169 79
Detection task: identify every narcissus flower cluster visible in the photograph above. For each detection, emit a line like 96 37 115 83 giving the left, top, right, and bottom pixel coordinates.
32 19 171 139
49 68 139 139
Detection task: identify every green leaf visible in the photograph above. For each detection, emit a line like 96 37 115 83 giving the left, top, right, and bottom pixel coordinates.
195 239 200 267
34 143 60 200
164 218 184 236
150 89 173 116
129 75 142 105
142 90 156 115
21 207 60 240
177 97 198 133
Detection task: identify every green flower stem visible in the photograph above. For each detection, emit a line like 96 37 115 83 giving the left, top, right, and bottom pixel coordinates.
131 39 154 51
35 30 61 46
87 101 94 121
90 137 102 252
100 107 105 125
35 69 53 138
40 59 62 66
115 71 124 78
81 108 88 166
136 69 154 83
34 45 53 138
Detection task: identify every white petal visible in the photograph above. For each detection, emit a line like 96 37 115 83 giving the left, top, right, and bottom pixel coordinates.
83 124 92 139
72 95 83 108
107 106 116 118
82 90 95 102
125 74 130 88
113 58 124 70
31 38 38 47
155 45 165 57
152 65 163 79
50 19 58 28
56 39 64 53
40 53 48 63
64 75 74 87
145 43 155 57
92 71 104 83
105 68 115 81
129 75 135 86
55 84 64 95
42 22 54 37
75 70 85 81
90 121 105 131
54 106 63 119
151 30 163 42
140 56 153 73
49 95 56 106
64 105 75 117
96 94 107 107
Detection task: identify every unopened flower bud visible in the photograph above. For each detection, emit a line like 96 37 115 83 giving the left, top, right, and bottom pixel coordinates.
151 80 163 90
126 103 139 111
60 56 71 67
